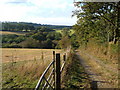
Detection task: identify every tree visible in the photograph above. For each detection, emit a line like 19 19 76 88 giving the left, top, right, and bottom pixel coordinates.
58 36 71 50
19 38 40 48
54 32 62 40
70 34 79 49
73 2 119 44
46 32 62 40
61 27 70 37
46 32 55 40
31 32 46 41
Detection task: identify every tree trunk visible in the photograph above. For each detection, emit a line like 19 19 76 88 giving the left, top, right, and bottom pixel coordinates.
113 2 120 44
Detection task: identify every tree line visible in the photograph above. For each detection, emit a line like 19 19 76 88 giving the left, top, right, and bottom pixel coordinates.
2 26 63 48
65 2 119 60
2 22 72 31
72 2 119 46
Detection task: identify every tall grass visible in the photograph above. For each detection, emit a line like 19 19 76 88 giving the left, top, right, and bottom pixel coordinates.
61 51 90 89
2 49 57 88
17 59 50 80
2 48 63 88
80 41 118 64
3 57 51 88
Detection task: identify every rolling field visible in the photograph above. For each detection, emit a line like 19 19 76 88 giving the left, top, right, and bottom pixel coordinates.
54 29 75 36
2 48 61 63
0 31 27 35
2 48 62 88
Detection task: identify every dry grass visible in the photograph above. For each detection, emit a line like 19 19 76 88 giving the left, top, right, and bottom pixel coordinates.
2 48 61 63
16 59 49 80
0 31 26 35
79 42 118 88
79 51 118 88
2 48 62 88
85 42 118 64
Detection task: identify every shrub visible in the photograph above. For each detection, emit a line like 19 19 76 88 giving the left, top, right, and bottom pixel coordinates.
19 38 40 48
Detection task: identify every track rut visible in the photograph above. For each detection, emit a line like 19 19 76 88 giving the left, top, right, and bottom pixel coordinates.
76 51 118 88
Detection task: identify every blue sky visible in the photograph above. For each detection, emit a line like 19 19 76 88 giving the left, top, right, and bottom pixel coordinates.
0 0 77 26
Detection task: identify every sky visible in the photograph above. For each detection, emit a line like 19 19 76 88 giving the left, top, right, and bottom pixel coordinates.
0 0 77 26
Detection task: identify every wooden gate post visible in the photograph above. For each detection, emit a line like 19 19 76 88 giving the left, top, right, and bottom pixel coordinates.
55 53 61 89
53 51 55 89
63 54 66 61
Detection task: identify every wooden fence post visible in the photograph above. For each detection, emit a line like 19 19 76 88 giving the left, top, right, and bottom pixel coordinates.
41 51 44 64
53 51 55 89
55 53 61 89
63 54 66 61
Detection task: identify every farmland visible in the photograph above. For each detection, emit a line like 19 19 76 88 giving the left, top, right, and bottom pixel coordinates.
0 31 27 35
2 48 62 88
54 29 75 36
2 48 62 63
1 1 119 89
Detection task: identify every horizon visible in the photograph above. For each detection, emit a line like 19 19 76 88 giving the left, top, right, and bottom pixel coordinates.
1 21 73 26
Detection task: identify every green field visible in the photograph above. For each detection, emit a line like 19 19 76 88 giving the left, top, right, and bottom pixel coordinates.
54 29 75 36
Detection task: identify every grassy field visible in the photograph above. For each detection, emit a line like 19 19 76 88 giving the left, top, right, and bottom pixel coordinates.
53 29 62 33
2 48 61 63
69 29 75 36
54 29 75 36
0 31 27 35
2 48 62 88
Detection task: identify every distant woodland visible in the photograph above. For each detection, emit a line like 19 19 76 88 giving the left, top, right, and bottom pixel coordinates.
1 22 71 31
1 22 72 49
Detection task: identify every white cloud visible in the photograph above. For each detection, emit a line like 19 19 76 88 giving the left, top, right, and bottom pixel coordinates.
25 17 77 25
0 2 31 20
0 0 28 4
0 0 77 25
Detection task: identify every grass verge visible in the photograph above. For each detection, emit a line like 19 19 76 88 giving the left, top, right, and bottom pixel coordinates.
61 51 90 89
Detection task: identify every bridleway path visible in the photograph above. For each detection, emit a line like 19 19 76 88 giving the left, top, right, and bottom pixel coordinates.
76 51 118 88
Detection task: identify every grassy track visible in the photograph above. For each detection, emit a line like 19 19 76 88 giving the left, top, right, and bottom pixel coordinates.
78 49 118 88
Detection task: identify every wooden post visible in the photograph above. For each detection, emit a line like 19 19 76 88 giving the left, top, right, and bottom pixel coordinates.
41 52 44 64
53 51 55 60
118 1 120 89
55 53 61 89
63 54 66 61
53 51 55 89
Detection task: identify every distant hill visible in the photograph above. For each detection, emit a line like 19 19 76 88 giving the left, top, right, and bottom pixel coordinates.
1 22 72 32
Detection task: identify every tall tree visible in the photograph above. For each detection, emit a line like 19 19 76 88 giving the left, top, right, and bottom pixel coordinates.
73 2 119 44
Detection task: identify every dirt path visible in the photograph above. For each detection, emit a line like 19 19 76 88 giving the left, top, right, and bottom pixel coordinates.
76 51 118 88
